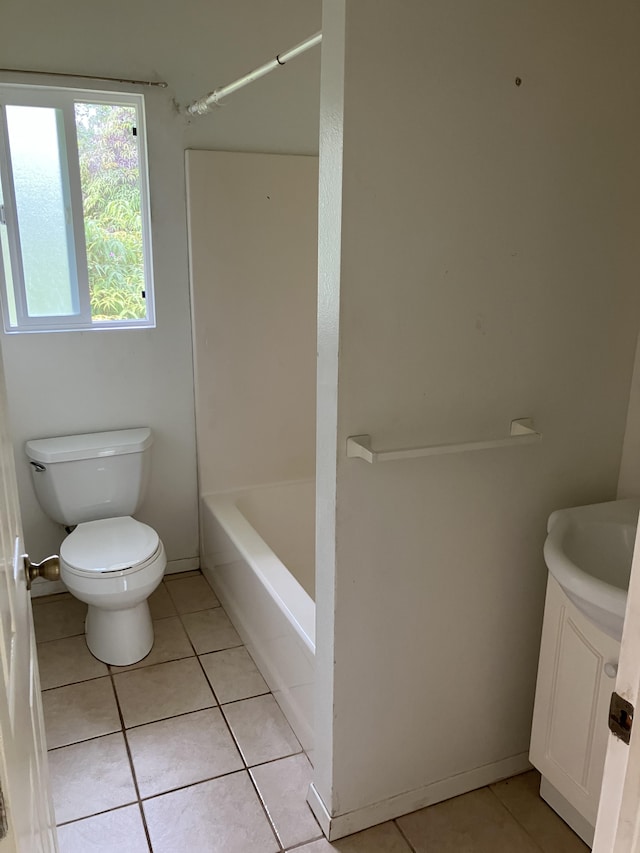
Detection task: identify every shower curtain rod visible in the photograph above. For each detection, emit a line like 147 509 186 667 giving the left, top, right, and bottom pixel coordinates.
186 31 322 116
0 68 168 88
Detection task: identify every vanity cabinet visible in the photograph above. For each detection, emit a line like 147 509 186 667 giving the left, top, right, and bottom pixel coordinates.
530 575 620 846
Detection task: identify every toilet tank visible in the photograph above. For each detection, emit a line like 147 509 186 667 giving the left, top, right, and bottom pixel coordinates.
25 428 154 526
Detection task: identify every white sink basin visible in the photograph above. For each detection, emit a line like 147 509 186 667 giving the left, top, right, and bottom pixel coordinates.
543 498 640 641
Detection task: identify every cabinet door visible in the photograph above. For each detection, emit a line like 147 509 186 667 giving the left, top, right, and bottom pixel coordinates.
530 575 620 827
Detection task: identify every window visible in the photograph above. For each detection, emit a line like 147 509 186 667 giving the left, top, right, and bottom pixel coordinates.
0 85 154 332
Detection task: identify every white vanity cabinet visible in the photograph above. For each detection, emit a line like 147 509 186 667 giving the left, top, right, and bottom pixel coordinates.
530 575 620 847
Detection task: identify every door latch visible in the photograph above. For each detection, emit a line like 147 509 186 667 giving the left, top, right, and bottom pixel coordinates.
609 691 634 745
23 554 60 591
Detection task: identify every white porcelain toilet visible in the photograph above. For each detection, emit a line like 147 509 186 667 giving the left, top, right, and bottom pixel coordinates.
25 428 166 666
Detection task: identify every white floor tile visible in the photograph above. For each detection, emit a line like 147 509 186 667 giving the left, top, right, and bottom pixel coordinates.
48 733 137 824
38 635 108 690
200 646 269 703
143 772 279 853
127 707 243 797
113 658 215 727
42 677 120 749
223 694 302 766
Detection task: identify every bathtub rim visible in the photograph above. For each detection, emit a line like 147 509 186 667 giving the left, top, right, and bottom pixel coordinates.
201 480 315 654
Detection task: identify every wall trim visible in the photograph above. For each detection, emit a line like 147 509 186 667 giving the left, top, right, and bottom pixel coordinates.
306 783 332 837
307 752 531 841
30 578 66 598
164 556 200 575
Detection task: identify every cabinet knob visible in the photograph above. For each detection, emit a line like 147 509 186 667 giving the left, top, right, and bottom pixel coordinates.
604 662 618 678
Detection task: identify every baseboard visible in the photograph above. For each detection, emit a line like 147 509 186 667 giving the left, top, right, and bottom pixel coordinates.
307 752 532 841
164 557 200 575
306 783 332 837
29 556 200 599
30 578 67 598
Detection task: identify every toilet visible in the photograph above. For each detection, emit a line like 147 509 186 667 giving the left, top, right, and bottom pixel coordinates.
25 428 166 666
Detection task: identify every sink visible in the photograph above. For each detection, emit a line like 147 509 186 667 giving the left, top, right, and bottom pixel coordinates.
543 498 640 641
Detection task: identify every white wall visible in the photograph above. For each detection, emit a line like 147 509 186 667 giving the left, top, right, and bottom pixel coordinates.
314 0 640 833
186 150 317 496
0 0 321 566
618 335 640 499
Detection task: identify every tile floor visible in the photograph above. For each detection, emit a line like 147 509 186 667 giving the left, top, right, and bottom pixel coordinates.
34 571 590 852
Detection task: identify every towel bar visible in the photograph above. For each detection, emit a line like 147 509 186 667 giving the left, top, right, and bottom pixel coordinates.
346 418 541 463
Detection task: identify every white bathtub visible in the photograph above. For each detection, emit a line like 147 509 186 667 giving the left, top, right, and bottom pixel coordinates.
200 479 315 753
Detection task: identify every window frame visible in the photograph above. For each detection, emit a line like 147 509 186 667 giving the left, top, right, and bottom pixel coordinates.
0 84 155 333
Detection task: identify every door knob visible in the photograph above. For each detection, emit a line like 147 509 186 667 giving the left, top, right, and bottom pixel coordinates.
23 554 60 591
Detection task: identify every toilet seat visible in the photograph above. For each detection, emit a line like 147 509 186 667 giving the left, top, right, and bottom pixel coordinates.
61 516 160 577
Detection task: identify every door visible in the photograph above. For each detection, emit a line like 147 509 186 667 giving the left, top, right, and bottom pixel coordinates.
593 519 640 852
0 337 57 851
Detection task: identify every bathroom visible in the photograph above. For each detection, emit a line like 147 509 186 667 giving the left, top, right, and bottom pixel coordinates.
2 0 640 851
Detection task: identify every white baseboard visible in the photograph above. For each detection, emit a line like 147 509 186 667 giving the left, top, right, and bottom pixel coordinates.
164 557 200 575
29 556 200 599
30 578 67 598
306 783 332 837
307 752 532 841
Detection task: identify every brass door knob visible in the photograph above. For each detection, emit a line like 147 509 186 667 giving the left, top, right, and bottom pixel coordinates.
23 555 60 591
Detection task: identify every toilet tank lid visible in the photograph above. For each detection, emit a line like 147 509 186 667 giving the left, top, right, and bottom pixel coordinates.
25 428 153 464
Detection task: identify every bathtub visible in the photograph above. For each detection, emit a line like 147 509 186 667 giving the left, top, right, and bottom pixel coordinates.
200 479 315 753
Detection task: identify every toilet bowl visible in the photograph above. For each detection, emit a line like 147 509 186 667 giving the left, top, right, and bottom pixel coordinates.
60 516 167 665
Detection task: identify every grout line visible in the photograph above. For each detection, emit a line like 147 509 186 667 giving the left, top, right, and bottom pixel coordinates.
246 769 286 852
109 649 196 675
394 817 419 852
55 800 139 828
485 784 546 853
137 801 153 853
47 713 270 759
46 725 122 752
31 593 73 606
247 749 309 770
184 601 285 851
115 704 218 733
108 667 155 852
41 672 110 692
36 634 86 647
247 760 323 850
133 771 282 852
244 748 305 771
118 699 218 730
139 767 255 803
216 688 272 706
35 630 85 644
45 704 221 750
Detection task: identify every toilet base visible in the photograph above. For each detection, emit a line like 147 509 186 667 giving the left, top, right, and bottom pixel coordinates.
85 601 154 666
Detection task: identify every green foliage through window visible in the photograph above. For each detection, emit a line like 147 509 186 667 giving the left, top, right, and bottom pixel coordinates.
75 103 146 321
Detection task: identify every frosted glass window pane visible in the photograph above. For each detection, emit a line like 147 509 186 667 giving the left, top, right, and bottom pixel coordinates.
75 103 146 322
6 106 78 317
